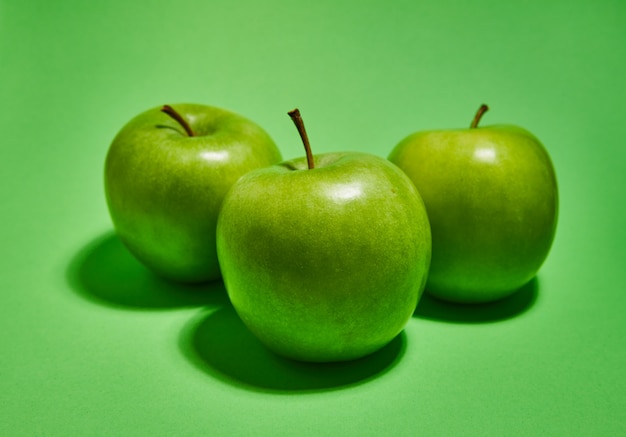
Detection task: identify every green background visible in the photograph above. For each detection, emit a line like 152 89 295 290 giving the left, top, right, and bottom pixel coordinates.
2 0 625 435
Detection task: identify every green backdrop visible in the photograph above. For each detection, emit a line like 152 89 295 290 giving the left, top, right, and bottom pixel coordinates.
2 0 625 435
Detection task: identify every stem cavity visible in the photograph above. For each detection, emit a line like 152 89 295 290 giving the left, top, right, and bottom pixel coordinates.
288 108 315 170
470 104 489 129
161 105 195 137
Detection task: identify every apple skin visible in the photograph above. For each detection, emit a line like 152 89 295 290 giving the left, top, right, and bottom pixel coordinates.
105 103 282 283
216 152 432 362
389 124 558 303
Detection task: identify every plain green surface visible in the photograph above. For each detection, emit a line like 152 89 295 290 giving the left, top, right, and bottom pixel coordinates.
1 0 625 435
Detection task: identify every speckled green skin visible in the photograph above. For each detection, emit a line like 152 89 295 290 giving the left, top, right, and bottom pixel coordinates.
216 153 432 362
389 125 558 303
105 104 282 283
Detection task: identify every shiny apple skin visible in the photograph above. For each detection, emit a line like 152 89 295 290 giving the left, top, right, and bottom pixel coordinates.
389 125 558 303
105 104 282 283
217 153 432 362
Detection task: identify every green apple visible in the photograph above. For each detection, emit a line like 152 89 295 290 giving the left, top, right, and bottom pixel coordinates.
105 103 282 283
216 109 432 362
389 104 558 303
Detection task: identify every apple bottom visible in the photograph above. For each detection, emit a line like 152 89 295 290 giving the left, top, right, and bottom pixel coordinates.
426 275 537 305
229 281 418 363
423 231 553 304
116 224 221 283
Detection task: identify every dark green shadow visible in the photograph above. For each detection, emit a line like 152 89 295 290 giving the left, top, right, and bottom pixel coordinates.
414 277 539 323
180 305 406 393
66 231 228 310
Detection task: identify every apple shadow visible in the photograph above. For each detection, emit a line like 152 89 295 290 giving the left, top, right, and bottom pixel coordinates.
414 277 539 324
180 306 406 393
66 231 229 310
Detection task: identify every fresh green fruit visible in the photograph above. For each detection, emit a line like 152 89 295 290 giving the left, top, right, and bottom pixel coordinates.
389 104 558 303
105 103 282 283
216 109 431 362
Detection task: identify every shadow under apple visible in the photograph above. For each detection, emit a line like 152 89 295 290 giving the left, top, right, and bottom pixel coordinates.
180 306 406 393
66 231 229 310
414 277 539 323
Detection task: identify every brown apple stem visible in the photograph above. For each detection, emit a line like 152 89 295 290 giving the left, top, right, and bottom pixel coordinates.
470 104 489 129
288 108 315 170
161 105 195 137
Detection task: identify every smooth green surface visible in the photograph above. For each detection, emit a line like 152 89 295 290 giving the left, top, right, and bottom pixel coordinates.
217 153 431 362
389 123 558 303
1 0 625 435
105 103 281 282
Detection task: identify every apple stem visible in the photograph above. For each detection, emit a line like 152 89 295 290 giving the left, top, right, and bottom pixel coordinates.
470 104 489 129
288 108 315 170
161 105 195 137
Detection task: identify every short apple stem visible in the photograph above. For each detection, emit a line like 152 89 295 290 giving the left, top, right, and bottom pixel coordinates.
161 105 195 137
470 104 489 129
288 108 315 170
